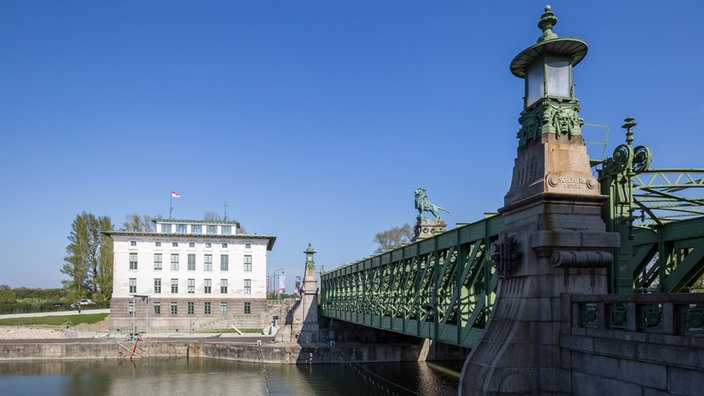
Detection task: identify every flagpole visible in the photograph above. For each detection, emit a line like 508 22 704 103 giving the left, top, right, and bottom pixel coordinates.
169 188 173 219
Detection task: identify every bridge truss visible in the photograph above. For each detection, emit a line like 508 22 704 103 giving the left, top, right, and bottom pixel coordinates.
599 118 704 294
320 215 503 348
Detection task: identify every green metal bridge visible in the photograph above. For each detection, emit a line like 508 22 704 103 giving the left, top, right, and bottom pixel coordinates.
319 120 704 349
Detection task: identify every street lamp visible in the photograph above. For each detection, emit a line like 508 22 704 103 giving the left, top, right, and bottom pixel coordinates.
510 5 588 145
304 243 316 269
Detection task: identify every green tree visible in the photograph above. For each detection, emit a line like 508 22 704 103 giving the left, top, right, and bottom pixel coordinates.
121 214 153 232
61 212 114 299
373 224 413 253
0 285 16 304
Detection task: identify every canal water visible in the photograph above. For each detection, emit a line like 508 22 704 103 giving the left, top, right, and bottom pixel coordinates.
0 358 460 396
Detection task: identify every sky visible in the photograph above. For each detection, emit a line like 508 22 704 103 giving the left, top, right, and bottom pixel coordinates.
1 1 703 290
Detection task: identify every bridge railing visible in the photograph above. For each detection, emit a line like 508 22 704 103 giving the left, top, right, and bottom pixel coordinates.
320 214 504 348
570 293 704 335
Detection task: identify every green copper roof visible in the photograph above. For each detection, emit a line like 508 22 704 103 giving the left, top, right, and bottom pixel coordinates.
510 5 588 78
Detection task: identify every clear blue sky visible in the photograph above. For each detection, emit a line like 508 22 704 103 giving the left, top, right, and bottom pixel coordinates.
1 1 702 290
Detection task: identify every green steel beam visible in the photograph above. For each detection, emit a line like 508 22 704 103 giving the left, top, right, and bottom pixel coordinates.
320 214 503 349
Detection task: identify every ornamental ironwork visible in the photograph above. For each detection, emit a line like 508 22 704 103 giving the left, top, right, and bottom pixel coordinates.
492 235 521 278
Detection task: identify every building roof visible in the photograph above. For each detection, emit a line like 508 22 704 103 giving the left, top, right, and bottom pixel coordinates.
153 218 242 227
103 231 276 251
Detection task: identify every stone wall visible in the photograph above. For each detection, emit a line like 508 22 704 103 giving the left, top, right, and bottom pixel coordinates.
561 293 704 395
0 340 422 365
110 297 269 331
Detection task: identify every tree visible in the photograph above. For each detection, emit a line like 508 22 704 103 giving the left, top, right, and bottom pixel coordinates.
61 212 114 299
203 212 246 233
121 214 153 232
203 211 223 221
374 224 413 253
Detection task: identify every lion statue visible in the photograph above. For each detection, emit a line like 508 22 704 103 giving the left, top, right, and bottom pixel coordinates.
414 188 449 220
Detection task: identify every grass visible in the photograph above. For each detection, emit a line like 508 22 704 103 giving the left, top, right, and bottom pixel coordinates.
0 313 108 327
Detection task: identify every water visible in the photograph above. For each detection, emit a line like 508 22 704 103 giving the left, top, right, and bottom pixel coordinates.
0 359 459 396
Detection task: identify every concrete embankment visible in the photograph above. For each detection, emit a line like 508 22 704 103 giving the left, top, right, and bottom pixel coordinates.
0 340 424 365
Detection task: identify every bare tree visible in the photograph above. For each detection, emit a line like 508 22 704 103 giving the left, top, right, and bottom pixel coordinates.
121 214 153 232
374 224 413 253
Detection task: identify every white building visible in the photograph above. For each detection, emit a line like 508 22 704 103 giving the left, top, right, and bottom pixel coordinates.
106 219 276 331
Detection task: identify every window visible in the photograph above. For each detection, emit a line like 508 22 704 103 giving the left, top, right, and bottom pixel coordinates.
128 302 135 314
244 302 251 314
204 254 212 271
172 242 178 247
244 255 252 272
171 254 179 271
207 225 217 235
187 302 194 315
245 243 251 249
220 279 228 294
204 302 211 314
205 242 212 248
220 302 227 315
155 241 162 247
188 278 195 294
154 253 162 270
222 242 228 248
130 241 136 246
188 254 196 271
154 278 161 294
189 242 195 248
244 279 251 294
170 302 178 314
154 302 161 315
129 278 136 294
171 278 178 293
176 224 187 234
204 279 212 294
162 224 172 233
220 255 229 271
191 225 202 234
129 253 138 270
222 225 232 235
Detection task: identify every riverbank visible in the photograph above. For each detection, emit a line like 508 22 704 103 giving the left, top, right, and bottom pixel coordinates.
0 326 66 339
0 335 425 365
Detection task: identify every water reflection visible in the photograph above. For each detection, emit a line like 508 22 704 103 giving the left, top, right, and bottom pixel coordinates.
0 359 459 396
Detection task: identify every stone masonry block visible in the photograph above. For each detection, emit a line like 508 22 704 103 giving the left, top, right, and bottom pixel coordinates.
577 352 619 379
530 230 581 249
619 359 667 390
571 371 642 396
560 335 594 353
668 366 704 395
642 389 676 396
637 342 697 368
593 337 637 359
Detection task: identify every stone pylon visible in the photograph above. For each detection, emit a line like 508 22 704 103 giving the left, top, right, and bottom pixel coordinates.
291 243 320 342
459 7 619 395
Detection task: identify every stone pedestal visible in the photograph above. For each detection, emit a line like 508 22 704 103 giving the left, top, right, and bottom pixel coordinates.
460 136 619 394
412 219 447 242
291 266 319 342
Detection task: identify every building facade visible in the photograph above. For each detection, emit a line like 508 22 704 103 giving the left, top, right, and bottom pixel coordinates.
107 219 276 331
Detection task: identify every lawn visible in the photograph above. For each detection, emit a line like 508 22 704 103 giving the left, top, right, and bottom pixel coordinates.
0 313 108 327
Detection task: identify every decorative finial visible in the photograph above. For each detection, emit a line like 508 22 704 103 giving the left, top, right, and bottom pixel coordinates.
537 5 559 43
622 117 637 146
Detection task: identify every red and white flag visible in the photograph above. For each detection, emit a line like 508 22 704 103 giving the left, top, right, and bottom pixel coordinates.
171 191 181 198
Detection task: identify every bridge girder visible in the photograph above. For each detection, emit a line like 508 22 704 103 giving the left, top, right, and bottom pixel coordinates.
320 215 503 348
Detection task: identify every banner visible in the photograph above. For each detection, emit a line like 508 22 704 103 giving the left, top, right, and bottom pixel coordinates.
278 274 285 294
295 276 301 294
